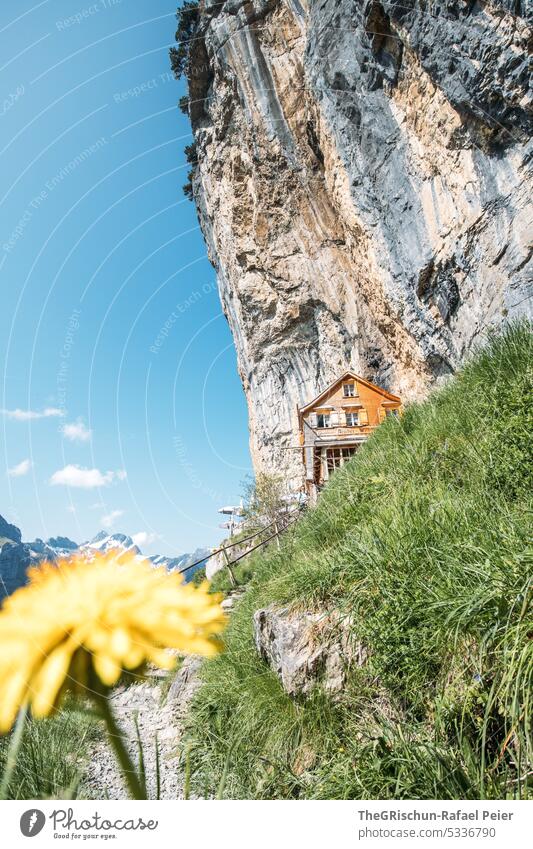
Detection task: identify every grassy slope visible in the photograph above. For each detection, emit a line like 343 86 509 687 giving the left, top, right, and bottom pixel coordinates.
0 702 101 799
187 324 532 799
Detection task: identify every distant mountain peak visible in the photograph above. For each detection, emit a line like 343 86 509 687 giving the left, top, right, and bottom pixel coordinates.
89 530 109 544
46 536 78 551
80 531 141 557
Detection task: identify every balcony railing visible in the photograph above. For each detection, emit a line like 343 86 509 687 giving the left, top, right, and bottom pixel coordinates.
315 424 377 438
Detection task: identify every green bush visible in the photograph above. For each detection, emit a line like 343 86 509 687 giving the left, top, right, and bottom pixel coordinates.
185 323 533 799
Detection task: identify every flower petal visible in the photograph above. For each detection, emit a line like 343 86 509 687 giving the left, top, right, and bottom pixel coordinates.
93 653 121 687
31 646 73 718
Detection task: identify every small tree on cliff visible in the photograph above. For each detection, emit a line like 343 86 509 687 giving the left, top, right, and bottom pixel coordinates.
242 473 292 540
169 2 200 81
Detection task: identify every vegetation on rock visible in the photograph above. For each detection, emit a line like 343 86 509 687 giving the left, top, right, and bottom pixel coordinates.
169 2 199 82
170 2 200 200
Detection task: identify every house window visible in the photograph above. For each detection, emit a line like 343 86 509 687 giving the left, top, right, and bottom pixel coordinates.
386 409 400 419
345 412 358 427
326 447 342 473
316 413 330 428
325 446 358 477
343 383 356 397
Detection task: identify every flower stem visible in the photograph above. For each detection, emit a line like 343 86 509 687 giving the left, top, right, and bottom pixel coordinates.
93 691 146 800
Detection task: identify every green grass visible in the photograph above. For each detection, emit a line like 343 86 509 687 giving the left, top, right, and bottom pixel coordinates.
0 701 101 799
187 323 533 799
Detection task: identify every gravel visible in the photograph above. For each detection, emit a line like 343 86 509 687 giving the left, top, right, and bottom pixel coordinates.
84 656 203 800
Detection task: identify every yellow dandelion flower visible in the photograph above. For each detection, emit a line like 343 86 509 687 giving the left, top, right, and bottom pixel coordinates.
0 551 226 734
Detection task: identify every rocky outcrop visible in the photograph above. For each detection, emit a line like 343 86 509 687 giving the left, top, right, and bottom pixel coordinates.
183 0 532 484
253 605 364 696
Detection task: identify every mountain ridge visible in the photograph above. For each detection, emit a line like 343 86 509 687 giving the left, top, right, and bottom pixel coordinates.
0 517 210 601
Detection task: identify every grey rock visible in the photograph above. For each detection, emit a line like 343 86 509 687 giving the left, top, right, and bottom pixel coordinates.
167 656 203 703
253 605 364 696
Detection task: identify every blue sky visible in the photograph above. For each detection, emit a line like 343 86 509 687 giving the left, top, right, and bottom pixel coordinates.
0 0 252 554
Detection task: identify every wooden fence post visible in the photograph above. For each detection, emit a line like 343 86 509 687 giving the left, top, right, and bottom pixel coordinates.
222 542 237 588
274 518 281 550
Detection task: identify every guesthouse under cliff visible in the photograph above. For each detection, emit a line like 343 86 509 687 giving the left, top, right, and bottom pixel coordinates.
298 371 402 500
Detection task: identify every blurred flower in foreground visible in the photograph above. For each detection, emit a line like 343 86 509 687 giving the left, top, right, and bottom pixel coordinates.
0 551 225 733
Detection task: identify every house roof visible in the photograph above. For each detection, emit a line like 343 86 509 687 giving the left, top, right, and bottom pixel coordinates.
298 370 401 414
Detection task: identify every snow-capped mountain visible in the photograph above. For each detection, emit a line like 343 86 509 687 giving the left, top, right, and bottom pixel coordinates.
28 536 79 562
79 531 141 557
0 513 211 601
79 532 209 579
148 547 210 579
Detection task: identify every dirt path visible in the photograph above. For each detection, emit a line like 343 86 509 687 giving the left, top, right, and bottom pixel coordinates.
84 656 202 800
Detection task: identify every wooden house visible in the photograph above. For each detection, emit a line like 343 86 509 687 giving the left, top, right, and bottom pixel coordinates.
298 371 402 499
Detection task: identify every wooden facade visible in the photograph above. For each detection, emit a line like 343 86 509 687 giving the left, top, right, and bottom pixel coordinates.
298 371 402 498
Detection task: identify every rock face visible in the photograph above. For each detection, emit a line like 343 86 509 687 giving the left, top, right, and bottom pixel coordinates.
0 516 30 600
0 515 79 602
253 604 363 696
185 0 532 484
0 515 22 544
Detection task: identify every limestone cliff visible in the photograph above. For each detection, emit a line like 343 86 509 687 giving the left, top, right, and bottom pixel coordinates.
182 0 532 484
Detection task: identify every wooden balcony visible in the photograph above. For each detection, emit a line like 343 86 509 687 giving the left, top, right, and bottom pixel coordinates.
314 424 377 440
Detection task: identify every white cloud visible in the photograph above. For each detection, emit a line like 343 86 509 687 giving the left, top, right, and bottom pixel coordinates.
132 531 159 548
66 505 77 514
116 469 127 481
61 421 92 442
2 407 64 421
101 509 124 529
50 465 120 489
7 459 32 477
